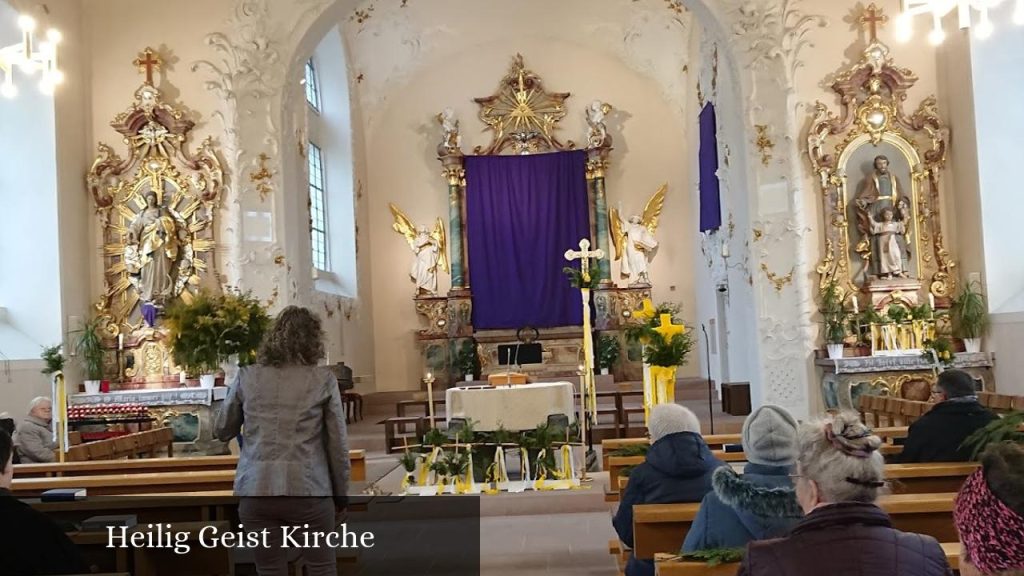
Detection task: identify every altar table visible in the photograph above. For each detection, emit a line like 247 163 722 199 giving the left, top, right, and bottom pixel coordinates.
445 381 575 431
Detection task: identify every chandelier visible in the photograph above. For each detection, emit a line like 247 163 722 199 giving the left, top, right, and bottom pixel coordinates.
0 14 63 98
897 0 1024 44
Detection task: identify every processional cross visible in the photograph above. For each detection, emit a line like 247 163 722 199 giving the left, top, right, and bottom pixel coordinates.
859 3 889 43
564 238 604 481
133 47 163 86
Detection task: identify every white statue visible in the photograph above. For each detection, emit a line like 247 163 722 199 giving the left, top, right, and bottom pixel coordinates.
437 107 462 154
610 185 666 286
586 100 611 148
869 206 908 279
389 203 448 296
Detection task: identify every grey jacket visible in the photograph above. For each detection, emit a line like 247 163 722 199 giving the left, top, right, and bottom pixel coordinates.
14 415 56 463
215 365 349 500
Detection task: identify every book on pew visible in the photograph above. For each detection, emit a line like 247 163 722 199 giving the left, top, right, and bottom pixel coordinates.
723 443 743 453
41 488 87 502
82 515 138 532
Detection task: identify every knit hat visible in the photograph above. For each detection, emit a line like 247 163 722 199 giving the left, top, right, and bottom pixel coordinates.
648 404 700 442
954 469 1024 574
741 405 798 467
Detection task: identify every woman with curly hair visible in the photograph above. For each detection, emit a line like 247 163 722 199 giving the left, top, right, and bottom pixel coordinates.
216 305 348 576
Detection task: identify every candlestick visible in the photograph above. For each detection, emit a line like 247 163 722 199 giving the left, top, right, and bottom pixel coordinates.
118 333 124 351
928 293 935 314
851 295 859 314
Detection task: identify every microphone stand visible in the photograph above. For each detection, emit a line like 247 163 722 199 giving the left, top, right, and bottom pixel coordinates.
701 324 715 435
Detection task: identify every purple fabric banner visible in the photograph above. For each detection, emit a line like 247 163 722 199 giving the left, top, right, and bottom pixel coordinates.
699 103 722 232
465 150 590 329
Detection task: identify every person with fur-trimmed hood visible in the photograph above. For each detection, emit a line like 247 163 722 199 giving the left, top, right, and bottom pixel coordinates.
613 404 725 576
683 405 803 552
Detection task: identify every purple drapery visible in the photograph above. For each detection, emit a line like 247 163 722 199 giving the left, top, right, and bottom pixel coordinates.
699 103 722 232
465 150 590 329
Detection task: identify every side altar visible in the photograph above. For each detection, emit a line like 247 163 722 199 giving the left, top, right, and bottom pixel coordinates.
808 9 997 411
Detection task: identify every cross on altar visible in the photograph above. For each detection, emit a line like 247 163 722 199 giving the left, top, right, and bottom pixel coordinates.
134 47 163 86
563 238 605 283
859 3 888 43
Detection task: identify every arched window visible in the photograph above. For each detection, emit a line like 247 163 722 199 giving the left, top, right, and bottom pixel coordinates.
304 58 321 112
308 140 328 271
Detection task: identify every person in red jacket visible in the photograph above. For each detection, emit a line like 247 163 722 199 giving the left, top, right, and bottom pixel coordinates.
739 412 953 576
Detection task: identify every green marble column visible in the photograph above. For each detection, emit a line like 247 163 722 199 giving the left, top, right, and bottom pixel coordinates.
593 176 611 283
447 179 466 289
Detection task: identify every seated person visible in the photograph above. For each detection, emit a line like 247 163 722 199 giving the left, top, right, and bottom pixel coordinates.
739 412 952 576
899 369 997 463
0 430 87 575
612 404 724 576
683 405 803 552
14 397 58 463
954 442 1024 576
0 413 18 464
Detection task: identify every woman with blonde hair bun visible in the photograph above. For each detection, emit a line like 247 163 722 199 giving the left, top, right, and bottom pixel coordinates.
738 411 952 576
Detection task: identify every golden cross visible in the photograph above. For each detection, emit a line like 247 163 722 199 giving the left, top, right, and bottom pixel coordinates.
653 313 684 341
859 3 888 43
133 47 163 86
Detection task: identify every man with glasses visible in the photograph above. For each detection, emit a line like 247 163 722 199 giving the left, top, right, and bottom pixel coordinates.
898 369 997 463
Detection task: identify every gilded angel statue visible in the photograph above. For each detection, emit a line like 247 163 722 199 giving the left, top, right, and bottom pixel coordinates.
389 203 448 296
609 184 666 286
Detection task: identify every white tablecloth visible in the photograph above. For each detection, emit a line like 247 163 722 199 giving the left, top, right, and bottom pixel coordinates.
445 381 575 431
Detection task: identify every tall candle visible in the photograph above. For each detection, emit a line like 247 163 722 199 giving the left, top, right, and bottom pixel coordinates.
117 334 124 350
928 293 935 311
851 295 859 314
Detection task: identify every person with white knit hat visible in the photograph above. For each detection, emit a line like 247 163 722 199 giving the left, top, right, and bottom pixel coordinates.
612 404 725 576
683 404 804 552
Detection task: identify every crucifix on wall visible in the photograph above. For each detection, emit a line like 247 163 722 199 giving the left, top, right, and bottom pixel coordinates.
133 47 162 86
859 3 889 43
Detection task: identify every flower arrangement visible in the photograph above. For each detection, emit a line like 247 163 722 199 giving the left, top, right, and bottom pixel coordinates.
164 289 270 376
922 337 954 367
40 344 65 376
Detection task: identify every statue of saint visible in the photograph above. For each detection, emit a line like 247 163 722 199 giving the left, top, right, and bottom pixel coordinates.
586 100 611 148
855 155 910 278
610 185 666 286
869 206 907 279
125 191 185 306
437 107 462 155
389 203 449 296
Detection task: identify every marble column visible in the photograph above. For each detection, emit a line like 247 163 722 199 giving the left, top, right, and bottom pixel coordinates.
441 157 468 293
587 147 612 285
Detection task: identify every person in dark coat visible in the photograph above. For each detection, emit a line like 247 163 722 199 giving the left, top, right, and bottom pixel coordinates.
683 405 802 552
739 412 953 576
612 404 724 576
0 430 87 575
899 369 997 463
954 442 1024 576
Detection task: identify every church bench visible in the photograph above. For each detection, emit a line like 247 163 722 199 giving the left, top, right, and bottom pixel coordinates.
10 470 239 497
630 492 957 560
14 450 367 481
60 427 176 462
652 543 960 575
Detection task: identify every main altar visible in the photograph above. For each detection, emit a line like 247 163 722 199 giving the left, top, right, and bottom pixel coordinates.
77 48 229 454
808 8 995 411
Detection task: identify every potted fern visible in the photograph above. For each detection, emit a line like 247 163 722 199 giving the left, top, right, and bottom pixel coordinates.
951 280 989 353
820 280 847 359
596 334 620 376
74 318 106 393
455 340 479 382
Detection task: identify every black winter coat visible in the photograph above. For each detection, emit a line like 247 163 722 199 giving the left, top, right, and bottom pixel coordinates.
739 502 953 576
898 399 997 463
612 431 725 576
0 489 87 575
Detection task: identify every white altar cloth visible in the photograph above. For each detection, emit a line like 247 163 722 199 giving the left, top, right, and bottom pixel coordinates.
445 381 575 431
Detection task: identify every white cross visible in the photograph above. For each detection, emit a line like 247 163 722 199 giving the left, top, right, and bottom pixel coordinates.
564 238 605 284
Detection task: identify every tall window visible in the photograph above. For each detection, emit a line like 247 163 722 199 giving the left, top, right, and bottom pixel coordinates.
308 142 328 271
304 58 321 112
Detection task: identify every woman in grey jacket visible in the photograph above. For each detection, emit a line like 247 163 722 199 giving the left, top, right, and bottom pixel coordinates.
216 306 349 576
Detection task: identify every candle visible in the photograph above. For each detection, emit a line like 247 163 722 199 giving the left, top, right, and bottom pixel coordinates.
928 293 935 311
179 371 187 384
721 243 730 259
851 295 859 314
118 334 124 350
425 371 432 381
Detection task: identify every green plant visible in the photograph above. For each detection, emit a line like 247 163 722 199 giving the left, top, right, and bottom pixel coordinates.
681 548 746 566
596 334 621 370
399 450 419 473
909 302 933 321
453 418 477 444
886 304 910 324
442 450 470 478
74 317 106 381
609 444 650 458
164 290 270 375
819 280 848 345
40 344 65 376
423 428 447 448
962 411 1024 460
951 281 989 339
562 260 600 289
455 339 479 379
643 332 694 367
490 425 513 445
922 338 954 367
861 307 886 325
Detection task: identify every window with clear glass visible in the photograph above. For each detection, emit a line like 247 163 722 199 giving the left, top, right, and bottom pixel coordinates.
308 142 328 270
304 58 321 112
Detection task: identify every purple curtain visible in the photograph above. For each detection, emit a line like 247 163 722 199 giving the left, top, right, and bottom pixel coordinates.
699 103 722 232
465 150 590 329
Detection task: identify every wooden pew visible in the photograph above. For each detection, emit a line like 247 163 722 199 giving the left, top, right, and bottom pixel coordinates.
630 492 957 560
10 470 238 497
16 449 368 482
653 543 960 575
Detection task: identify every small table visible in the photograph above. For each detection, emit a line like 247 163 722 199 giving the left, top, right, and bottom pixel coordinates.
446 381 575 431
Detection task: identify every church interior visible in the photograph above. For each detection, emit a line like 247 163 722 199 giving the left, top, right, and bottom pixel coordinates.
0 0 1022 574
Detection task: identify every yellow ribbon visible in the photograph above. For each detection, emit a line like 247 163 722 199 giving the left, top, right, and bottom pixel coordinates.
647 365 678 416
419 446 443 486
